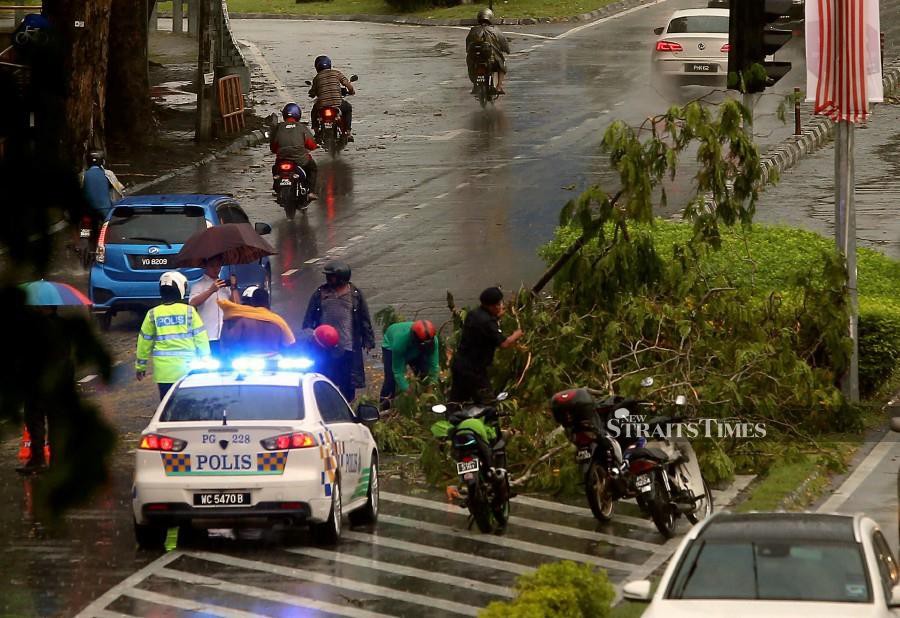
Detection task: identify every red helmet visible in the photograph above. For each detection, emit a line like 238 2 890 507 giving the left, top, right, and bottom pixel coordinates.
313 325 340 349
411 320 436 343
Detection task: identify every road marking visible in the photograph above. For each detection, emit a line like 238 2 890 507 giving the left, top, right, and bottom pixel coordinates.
156 567 393 618
285 547 515 598
343 530 534 576
474 172 488 178
493 163 507 169
189 550 481 616
347 235 366 243
78 374 97 384
455 182 470 189
434 192 449 199
379 514 635 572
413 203 430 209
557 0 671 39
381 491 661 553
615 101 625 106
819 434 898 512
74 551 183 617
304 258 321 264
281 268 298 277
372 224 388 231
122 587 265 618
393 213 409 219
511 495 656 530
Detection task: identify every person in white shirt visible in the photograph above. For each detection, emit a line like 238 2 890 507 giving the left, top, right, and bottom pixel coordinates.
189 257 240 355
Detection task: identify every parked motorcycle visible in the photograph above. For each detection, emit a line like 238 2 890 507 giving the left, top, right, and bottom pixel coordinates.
550 378 713 538
266 113 311 220
431 392 511 533
470 43 501 108
306 75 358 158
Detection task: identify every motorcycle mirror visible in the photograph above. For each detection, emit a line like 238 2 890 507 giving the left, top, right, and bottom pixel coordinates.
305 80 312 86
640 377 654 387
432 404 447 414
614 408 631 419
675 395 687 406
350 74 359 82
496 392 509 402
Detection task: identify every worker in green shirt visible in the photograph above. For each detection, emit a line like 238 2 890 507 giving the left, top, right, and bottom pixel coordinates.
380 320 439 408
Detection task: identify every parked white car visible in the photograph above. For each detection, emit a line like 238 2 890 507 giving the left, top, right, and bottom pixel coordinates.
132 356 380 548
651 8 730 87
623 511 900 617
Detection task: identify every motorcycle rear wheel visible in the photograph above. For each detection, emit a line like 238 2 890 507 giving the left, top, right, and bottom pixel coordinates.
650 471 677 538
585 461 615 522
468 480 494 533
686 477 714 524
278 186 296 220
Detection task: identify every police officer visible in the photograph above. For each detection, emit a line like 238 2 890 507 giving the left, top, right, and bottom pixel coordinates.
136 272 211 399
449 287 523 405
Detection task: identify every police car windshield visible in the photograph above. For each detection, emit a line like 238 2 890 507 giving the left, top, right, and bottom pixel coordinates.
160 385 304 422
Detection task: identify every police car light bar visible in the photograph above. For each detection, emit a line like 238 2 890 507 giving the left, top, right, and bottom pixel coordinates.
277 357 314 371
188 356 315 374
190 357 221 372
232 357 267 372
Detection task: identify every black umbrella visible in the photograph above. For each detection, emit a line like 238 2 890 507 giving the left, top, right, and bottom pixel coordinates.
174 223 276 267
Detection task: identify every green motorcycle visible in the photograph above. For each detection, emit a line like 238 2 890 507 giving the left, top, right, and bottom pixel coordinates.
431 392 511 533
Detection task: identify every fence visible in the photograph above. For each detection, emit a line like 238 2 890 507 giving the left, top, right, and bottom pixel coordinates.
217 74 244 134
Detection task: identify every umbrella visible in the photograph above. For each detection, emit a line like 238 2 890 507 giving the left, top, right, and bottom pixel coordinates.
20 280 92 306
173 223 276 268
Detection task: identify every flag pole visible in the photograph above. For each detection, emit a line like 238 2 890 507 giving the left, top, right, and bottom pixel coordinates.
833 0 859 402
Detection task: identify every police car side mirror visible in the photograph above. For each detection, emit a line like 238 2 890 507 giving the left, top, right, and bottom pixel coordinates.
254 222 272 236
357 403 380 423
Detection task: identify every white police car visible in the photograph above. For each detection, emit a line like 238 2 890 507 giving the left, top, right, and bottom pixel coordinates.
131 356 380 549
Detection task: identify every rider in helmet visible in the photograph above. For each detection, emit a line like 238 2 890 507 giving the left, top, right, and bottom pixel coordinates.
80 149 124 218
465 8 511 95
380 319 440 408
135 271 211 399
269 102 319 200
308 55 356 142
302 261 375 402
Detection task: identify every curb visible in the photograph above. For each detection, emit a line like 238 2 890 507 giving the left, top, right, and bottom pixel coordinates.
125 129 268 195
760 59 900 180
161 0 660 27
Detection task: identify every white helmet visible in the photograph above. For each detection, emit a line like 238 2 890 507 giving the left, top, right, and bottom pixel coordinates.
159 271 188 300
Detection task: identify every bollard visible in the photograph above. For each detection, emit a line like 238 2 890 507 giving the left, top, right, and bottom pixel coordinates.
173 0 183 33
794 87 801 136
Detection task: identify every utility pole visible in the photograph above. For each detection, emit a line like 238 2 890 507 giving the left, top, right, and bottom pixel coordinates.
195 0 212 141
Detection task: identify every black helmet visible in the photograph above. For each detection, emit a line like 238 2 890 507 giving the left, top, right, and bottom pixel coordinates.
87 149 105 167
282 102 302 121
314 55 332 72
323 261 351 284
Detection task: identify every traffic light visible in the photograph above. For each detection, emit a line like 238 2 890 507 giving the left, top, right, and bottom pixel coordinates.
727 0 793 93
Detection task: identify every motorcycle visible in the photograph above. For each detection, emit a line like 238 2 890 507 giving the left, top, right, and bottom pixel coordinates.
430 392 511 533
73 214 96 269
550 378 713 538
306 75 358 158
470 42 501 108
266 113 312 220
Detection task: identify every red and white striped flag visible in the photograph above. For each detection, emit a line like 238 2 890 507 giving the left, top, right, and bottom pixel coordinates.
806 0 883 122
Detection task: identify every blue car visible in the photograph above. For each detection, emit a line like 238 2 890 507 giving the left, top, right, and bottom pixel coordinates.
89 194 272 329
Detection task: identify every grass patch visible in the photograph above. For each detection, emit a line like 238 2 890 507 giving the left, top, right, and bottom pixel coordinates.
158 0 618 19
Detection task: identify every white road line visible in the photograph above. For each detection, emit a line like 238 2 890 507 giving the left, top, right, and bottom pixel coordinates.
188 550 480 616
281 268 298 277
615 101 625 106
455 182 470 189
237 39 291 100
474 172 488 178
434 192 449 199
511 495 657 530
74 551 183 618
493 163 507 169
413 202 430 209
122 587 265 618
284 547 515 598
379 514 636 572
556 0 671 39
381 491 661 553
304 258 321 264
372 224 388 231
347 235 366 243
78 374 97 384
156 567 393 618
819 435 898 512
343 530 535 576
392 213 409 219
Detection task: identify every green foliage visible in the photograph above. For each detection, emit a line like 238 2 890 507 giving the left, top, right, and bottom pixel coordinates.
480 561 615 618
374 305 405 335
384 0 459 12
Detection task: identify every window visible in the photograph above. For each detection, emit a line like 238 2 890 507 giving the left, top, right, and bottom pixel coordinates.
216 204 250 225
667 15 729 34
314 381 354 423
161 385 304 422
105 209 207 245
872 531 900 601
667 539 871 602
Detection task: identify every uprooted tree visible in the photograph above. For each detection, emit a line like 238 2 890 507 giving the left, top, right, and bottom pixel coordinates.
379 99 857 491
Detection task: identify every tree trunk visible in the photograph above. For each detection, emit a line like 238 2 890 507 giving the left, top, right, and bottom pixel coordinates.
42 0 112 170
106 0 153 145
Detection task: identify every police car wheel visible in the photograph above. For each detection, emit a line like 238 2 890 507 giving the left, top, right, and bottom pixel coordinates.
134 519 167 550
349 454 378 526
312 479 342 545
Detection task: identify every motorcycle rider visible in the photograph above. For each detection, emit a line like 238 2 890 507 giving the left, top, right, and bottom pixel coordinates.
80 149 124 218
308 55 355 142
269 102 319 201
465 9 510 95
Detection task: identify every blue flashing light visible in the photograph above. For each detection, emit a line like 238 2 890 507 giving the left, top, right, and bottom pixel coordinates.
278 357 314 371
190 357 221 372
232 357 266 373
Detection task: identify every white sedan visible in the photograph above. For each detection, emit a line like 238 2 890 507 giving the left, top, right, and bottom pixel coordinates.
131 356 380 548
624 511 900 617
651 8 729 86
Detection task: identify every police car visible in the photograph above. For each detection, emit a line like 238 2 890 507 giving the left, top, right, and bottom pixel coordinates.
132 356 380 549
